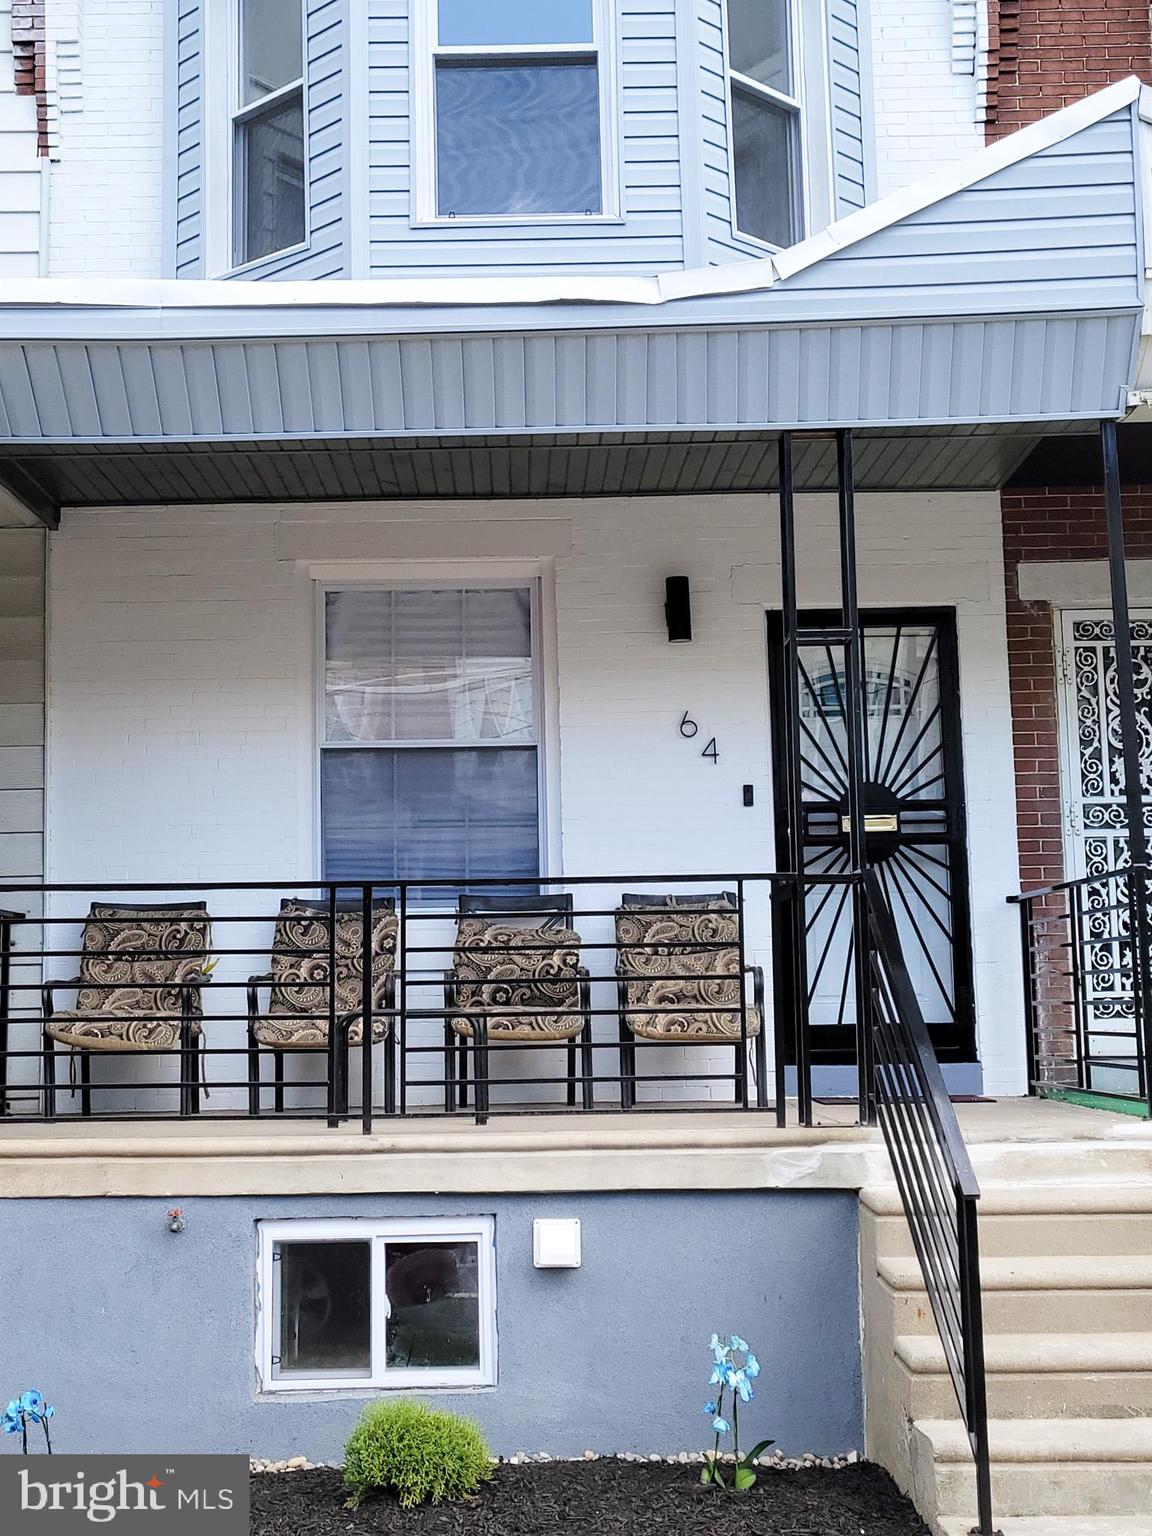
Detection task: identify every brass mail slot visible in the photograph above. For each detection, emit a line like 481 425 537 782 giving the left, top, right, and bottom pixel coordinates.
841 813 899 834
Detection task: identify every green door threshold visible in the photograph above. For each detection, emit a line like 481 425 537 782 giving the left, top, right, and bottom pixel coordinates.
1037 1084 1151 1118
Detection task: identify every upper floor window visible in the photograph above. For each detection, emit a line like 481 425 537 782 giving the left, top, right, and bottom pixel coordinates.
233 0 306 265
415 0 615 221
725 0 801 248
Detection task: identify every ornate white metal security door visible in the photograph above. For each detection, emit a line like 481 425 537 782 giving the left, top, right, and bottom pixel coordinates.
1057 610 1152 881
1056 610 1152 1091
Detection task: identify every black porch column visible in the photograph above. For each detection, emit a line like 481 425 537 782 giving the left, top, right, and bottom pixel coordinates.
1101 419 1148 867
776 429 874 1126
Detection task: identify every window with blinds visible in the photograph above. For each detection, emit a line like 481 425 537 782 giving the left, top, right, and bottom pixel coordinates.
320 586 541 900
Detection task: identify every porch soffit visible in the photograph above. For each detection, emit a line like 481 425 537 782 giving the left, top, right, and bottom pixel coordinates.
0 426 1081 510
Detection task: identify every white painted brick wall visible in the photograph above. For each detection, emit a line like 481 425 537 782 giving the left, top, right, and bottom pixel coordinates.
45 0 164 277
42 493 1026 1107
870 0 984 197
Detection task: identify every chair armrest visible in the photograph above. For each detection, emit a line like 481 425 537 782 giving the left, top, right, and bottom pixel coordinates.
42 975 84 1016
744 964 765 1012
247 972 273 1021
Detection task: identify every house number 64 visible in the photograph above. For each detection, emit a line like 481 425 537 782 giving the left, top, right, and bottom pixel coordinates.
679 711 719 764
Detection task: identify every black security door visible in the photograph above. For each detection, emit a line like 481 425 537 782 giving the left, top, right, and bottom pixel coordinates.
768 608 976 1061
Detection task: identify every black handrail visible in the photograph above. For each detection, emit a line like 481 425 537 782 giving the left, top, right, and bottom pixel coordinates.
1008 864 1152 1113
863 871 995 1536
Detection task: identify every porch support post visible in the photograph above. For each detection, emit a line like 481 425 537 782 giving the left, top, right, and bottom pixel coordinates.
777 431 813 1127
835 429 876 1124
1101 419 1148 868
1100 419 1152 1109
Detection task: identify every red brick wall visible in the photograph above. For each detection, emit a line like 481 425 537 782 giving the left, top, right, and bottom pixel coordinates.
1003 486 1152 889
10 0 49 155
985 1 1152 138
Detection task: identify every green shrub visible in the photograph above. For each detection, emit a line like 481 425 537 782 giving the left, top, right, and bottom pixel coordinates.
343 1399 493 1509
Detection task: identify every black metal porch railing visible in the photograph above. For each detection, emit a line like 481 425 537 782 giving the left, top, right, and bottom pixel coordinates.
864 871 994 1536
0 872 858 1129
1009 864 1152 1114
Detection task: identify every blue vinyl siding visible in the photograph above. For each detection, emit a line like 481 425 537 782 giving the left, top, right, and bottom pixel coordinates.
828 0 869 214
769 109 1141 319
174 1 204 277
366 0 685 275
170 0 348 279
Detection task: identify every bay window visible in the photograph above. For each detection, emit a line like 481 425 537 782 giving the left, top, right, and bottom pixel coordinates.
232 0 306 265
416 0 614 220
725 0 802 248
320 584 542 902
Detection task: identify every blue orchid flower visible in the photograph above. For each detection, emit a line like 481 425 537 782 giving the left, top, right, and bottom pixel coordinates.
745 1353 761 1380
729 1334 749 1353
19 1391 45 1421
2 1403 22 1436
712 1416 730 1435
702 1401 716 1416
710 1333 729 1363
732 1370 754 1404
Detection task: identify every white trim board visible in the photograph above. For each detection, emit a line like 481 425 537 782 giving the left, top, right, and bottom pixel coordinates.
1017 559 1152 607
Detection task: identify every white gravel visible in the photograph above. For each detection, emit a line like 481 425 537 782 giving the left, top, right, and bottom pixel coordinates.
251 1449 861 1474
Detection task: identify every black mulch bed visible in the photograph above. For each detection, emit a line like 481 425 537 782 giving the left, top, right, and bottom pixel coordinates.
251 1461 931 1535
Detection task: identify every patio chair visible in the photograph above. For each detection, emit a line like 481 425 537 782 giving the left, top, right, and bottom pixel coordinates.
444 894 593 1115
246 897 398 1116
615 892 767 1110
42 901 213 1117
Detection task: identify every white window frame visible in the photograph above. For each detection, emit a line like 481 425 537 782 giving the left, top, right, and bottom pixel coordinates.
205 0 311 276
410 0 621 226
722 0 833 251
256 1217 498 1393
315 576 550 898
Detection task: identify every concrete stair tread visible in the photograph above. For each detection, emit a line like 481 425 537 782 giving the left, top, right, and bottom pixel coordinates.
879 1254 1152 1290
862 1182 1152 1216
916 1416 1152 1462
897 1332 1152 1374
940 1518 1152 1535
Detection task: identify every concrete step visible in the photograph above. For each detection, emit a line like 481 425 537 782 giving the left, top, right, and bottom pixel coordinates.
871 1207 1152 1259
877 1254 1152 1334
897 1333 1152 1417
940 1518 1152 1535
916 1417 1152 1519
862 1181 1152 1219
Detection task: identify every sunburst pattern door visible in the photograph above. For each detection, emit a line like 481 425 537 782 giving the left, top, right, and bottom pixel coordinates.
768 609 976 1061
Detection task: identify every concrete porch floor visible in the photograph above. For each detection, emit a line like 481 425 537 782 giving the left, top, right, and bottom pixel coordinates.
0 1096 1146 1197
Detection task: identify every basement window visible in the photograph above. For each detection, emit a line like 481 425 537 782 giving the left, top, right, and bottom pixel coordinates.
257 1218 497 1392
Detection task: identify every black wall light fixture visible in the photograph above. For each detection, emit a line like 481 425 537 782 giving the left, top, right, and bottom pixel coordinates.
664 576 692 642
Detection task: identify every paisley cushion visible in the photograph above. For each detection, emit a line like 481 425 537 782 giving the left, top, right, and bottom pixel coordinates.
450 919 584 1041
615 897 761 1040
48 904 212 1051
257 899 397 1047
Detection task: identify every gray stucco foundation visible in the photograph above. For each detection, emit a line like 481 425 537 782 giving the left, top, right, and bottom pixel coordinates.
0 1192 861 1459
